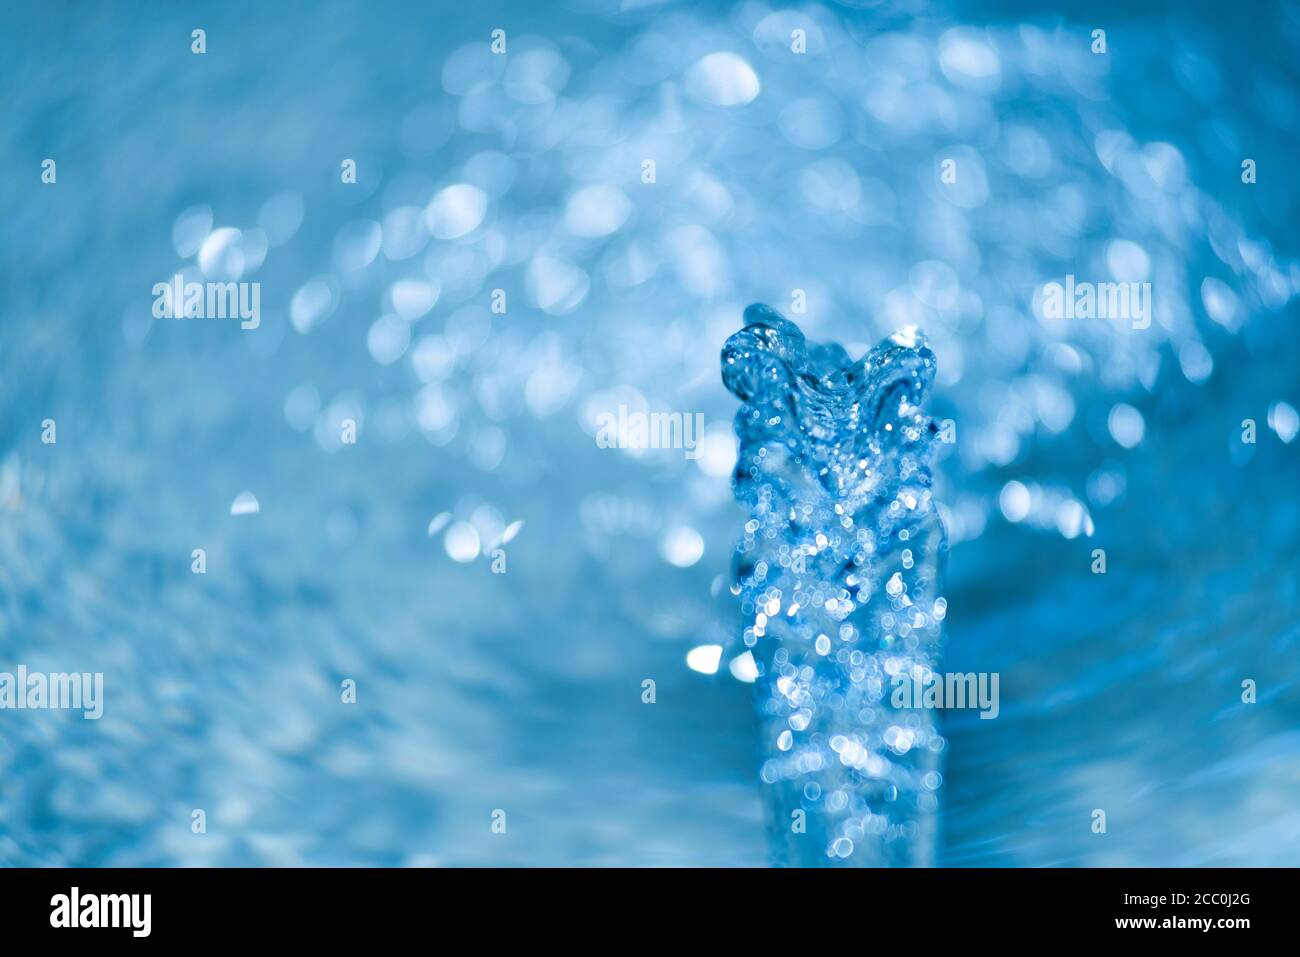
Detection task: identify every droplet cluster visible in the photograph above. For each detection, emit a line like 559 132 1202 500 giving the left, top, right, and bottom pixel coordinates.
723 304 948 866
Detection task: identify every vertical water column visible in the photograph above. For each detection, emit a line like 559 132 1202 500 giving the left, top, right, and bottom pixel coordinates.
722 304 949 866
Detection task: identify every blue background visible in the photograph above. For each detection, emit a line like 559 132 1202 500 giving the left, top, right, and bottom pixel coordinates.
2 0 1298 865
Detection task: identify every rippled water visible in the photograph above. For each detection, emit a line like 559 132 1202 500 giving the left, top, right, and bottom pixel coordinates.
2 0 1298 866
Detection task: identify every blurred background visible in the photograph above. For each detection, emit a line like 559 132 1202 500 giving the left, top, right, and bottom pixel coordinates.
1 0 1297 865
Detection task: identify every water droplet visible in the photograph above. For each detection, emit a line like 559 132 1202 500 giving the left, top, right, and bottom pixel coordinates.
684 53 760 107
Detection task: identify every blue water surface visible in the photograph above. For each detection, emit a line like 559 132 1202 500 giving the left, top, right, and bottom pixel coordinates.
1 0 1298 865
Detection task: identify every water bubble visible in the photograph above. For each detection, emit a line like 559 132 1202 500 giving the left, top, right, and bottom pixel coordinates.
333 220 383 272
1086 465 1127 507
461 151 517 196
1055 499 1091 539
564 185 631 238
800 158 862 212
729 652 759 683
1268 401 1299 443
1108 403 1145 449
389 278 439 320
663 225 728 297
367 315 411 366
661 526 704 568
1201 277 1240 330
686 645 723 675
1141 142 1188 193
410 335 455 383
415 383 458 435
999 480 1031 522
381 207 429 261
444 521 480 562
1107 239 1151 282
504 45 570 105
1178 341 1214 383
526 256 590 314
684 52 760 106
425 184 487 240
198 227 245 280
469 427 506 472
445 304 492 355
694 429 738 478
290 277 338 334
938 28 1001 90
470 505 506 546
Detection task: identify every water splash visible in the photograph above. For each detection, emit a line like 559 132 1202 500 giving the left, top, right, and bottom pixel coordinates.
722 304 948 866
5 2 1298 867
